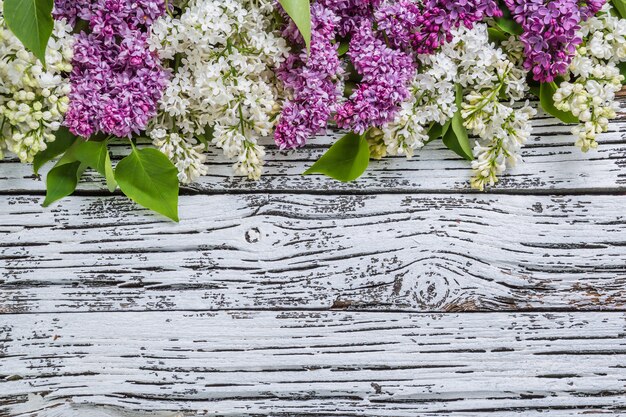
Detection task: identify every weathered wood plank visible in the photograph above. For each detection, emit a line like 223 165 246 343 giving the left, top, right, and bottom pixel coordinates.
1 311 625 416
1 111 625 194
2 193 625 313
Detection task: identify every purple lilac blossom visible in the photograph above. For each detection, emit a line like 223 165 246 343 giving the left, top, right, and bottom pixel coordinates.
504 0 606 82
274 3 344 149
276 0 502 145
374 0 422 49
335 22 415 133
317 0 382 37
54 0 169 138
579 0 605 19
336 0 500 132
54 0 166 28
376 0 502 54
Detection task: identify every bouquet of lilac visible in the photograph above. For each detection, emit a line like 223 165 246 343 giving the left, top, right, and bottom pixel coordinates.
1 0 625 220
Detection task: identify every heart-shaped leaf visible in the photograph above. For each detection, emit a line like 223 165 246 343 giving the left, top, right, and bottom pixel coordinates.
33 127 77 175
303 132 370 182
443 84 473 161
278 0 311 51
337 40 349 56
494 6 524 35
104 151 117 192
115 146 180 222
427 120 451 143
72 140 117 192
197 125 214 148
612 0 626 18
487 27 509 43
494 16 523 35
619 62 626 85
3 0 54 65
43 161 86 207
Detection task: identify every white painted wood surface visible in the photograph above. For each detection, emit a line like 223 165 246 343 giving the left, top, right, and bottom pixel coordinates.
1 193 626 313
2 312 626 417
1 101 626 416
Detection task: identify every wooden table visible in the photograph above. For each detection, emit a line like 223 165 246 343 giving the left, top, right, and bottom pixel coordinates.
1 104 625 416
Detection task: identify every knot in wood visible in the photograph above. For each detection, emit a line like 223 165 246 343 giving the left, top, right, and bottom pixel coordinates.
245 227 261 243
394 269 451 309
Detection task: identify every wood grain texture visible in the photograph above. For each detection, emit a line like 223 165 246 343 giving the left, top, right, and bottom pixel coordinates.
1 111 625 195
1 193 625 314
1 311 626 417
2 102 626 417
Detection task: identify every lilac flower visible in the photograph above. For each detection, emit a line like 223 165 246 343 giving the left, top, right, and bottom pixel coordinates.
55 0 169 138
376 0 502 54
504 0 605 82
335 22 415 133
579 0 605 19
276 0 502 145
275 3 344 149
54 0 166 30
374 0 422 49
317 0 382 37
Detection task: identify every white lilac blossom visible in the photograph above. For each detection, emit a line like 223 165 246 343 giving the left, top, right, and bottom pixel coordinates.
381 24 535 190
148 0 288 184
501 35 526 68
457 26 535 191
0 0 73 162
377 52 457 157
466 99 535 191
554 3 626 152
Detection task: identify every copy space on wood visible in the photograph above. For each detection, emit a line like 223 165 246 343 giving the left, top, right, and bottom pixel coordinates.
1 103 626 417
1 193 625 314
1 311 625 417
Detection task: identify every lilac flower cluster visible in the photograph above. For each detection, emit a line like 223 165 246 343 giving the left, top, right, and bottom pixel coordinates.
275 0 502 148
335 23 415 133
376 0 502 54
504 0 605 82
579 0 606 19
54 0 165 29
317 0 382 37
275 3 343 149
54 0 169 138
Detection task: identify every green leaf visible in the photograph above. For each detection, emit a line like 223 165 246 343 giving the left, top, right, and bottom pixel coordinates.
443 84 473 161
104 151 117 192
487 27 509 43
3 0 54 65
443 117 473 161
344 81 357 97
426 121 451 144
72 140 117 192
619 61 626 85
337 40 349 56
43 161 85 207
612 0 626 18
303 132 370 182
32 127 77 175
494 5 523 35
197 125 214 148
529 85 541 98
115 146 180 222
278 0 311 52
494 16 523 35
42 139 90 207
540 81 579 124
